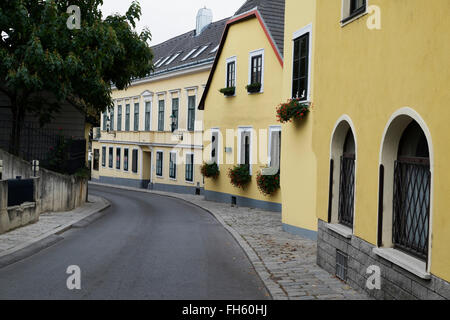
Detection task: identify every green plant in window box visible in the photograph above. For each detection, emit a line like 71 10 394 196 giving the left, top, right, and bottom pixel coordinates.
219 87 235 96
200 162 220 179
256 171 280 196
276 99 311 123
228 164 251 189
246 82 261 94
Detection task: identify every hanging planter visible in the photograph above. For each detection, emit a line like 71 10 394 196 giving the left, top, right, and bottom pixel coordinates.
200 162 220 179
246 82 261 94
219 87 235 96
228 164 251 189
276 99 310 123
256 172 280 196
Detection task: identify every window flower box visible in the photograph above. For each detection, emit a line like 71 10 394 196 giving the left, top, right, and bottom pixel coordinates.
219 87 235 97
200 162 220 179
228 164 251 189
246 82 261 94
256 172 280 196
276 99 311 123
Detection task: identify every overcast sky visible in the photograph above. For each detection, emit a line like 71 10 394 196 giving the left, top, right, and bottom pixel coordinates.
101 0 246 46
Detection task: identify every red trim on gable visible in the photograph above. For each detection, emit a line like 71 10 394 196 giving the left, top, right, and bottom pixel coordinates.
226 10 283 67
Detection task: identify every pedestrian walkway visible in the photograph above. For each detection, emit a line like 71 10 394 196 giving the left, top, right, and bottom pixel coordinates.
90 182 369 300
0 195 110 257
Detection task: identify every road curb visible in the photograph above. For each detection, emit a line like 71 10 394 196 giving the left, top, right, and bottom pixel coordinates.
0 195 111 268
89 181 288 300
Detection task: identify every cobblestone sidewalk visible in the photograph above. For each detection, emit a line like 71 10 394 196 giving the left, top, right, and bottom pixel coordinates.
91 182 369 300
0 195 110 257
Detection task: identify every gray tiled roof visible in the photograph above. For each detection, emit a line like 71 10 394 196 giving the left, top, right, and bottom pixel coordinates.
149 18 228 75
235 0 285 57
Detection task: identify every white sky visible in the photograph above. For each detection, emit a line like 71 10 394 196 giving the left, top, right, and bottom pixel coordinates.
101 0 246 46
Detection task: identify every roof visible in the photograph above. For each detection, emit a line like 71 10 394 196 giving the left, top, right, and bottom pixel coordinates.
198 0 286 110
149 18 228 76
235 0 285 56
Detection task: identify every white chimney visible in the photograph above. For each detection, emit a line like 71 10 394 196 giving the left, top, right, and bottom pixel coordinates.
196 7 213 36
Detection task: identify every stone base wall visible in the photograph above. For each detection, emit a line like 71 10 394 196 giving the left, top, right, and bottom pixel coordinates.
317 219 450 300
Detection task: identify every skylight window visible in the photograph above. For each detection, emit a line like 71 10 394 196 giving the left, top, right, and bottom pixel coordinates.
210 45 219 54
182 48 198 61
153 58 162 66
156 56 171 67
192 45 209 58
165 52 182 65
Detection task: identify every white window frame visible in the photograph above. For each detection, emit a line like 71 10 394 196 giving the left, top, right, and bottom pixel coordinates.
292 23 313 102
248 48 265 93
142 91 153 132
185 87 198 131
156 150 164 178
211 128 221 165
237 126 253 176
268 126 281 167
341 0 369 27
225 56 237 95
185 152 195 184
169 151 177 180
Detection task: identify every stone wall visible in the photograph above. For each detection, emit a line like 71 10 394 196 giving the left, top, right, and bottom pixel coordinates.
317 219 450 300
0 149 87 234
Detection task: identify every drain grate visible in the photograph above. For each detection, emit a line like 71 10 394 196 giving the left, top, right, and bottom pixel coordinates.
335 250 348 281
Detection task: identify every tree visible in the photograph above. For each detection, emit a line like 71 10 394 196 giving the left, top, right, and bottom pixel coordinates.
0 0 153 155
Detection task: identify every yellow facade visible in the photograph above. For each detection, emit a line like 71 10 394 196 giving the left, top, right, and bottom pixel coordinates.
91 69 208 193
202 17 283 209
312 0 450 281
280 0 317 235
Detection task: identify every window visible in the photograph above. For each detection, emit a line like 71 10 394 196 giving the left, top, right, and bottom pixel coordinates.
169 152 177 179
93 149 99 171
102 147 106 167
156 151 163 177
268 128 281 173
145 101 151 131
117 105 122 131
103 113 108 131
110 108 114 131
187 96 196 131
158 100 165 131
393 121 430 261
292 32 310 100
338 130 356 228
182 48 197 61
341 0 367 24
185 154 194 182
116 148 121 170
166 52 182 65
124 149 129 171
211 130 219 164
172 98 179 131
238 128 252 174
134 103 139 131
226 59 236 88
132 149 138 173
125 104 130 131
251 55 262 85
192 45 208 58
108 147 113 168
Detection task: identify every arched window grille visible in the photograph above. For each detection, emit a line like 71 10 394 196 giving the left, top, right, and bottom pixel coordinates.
338 129 356 228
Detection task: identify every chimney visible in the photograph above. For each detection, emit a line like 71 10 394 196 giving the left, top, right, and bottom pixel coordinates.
196 7 213 36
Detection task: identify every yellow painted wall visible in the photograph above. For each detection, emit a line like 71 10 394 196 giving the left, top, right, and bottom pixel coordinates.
313 0 450 280
93 68 209 189
280 0 317 232
203 17 283 205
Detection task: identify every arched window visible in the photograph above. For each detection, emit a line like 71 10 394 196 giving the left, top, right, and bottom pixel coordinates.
393 121 431 261
338 129 356 228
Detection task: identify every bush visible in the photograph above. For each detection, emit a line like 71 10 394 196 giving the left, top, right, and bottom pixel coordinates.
200 162 220 179
228 164 251 189
276 99 310 123
219 87 235 96
256 172 280 196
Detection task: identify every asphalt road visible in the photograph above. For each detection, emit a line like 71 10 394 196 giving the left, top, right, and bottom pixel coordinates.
0 185 269 300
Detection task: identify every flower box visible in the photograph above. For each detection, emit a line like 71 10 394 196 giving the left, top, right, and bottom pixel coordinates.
276 99 311 123
246 83 261 94
200 162 220 179
219 87 235 97
256 172 280 196
228 164 251 189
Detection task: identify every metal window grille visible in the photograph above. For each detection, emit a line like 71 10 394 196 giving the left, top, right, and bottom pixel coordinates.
335 250 348 281
338 155 355 228
393 158 431 261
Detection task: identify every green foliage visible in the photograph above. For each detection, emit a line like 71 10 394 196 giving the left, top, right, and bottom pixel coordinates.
228 164 251 189
246 82 261 93
256 172 280 196
276 99 310 123
0 0 153 151
200 162 220 179
219 87 235 96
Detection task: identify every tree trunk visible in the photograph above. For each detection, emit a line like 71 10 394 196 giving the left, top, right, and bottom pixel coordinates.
9 101 25 156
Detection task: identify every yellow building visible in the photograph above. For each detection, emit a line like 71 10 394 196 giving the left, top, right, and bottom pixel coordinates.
308 0 449 299
199 0 285 211
91 9 227 195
